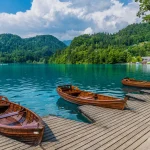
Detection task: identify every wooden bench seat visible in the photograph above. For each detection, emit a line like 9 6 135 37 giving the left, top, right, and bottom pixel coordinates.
0 111 19 119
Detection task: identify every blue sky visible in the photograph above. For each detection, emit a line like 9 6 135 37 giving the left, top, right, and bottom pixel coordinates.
0 0 140 40
120 0 132 5
0 0 32 14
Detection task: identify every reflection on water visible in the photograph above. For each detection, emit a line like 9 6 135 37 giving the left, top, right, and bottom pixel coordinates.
0 64 150 122
56 98 91 123
57 98 79 113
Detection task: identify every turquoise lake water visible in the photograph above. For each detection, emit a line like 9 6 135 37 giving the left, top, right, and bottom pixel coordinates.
0 63 150 122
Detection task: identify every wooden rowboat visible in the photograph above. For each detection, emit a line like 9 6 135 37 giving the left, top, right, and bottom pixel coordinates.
0 96 44 145
57 85 127 110
121 77 150 88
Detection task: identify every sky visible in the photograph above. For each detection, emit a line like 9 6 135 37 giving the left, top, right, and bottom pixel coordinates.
0 0 141 40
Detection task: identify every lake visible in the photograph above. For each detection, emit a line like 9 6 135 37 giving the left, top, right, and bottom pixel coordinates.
0 63 150 122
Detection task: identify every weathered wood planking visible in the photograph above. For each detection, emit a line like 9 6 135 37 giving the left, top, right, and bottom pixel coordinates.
126 93 150 101
141 89 150 94
40 100 150 150
0 134 32 150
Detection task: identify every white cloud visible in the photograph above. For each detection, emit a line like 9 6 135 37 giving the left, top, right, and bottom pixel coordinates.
0 0 141 40
82 27 93 35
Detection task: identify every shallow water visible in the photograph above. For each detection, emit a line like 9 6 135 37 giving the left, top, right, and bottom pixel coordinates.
0 63 149 122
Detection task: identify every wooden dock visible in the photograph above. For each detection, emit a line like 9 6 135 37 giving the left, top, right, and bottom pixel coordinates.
126 93 150 101
141 90 150 94
1 93 150 149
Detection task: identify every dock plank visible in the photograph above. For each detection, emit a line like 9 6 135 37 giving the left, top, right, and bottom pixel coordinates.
119 129 150 150
135 136 150 150
67 113 150 150
141 90 150 94
0 135 31 150
126 93 150 101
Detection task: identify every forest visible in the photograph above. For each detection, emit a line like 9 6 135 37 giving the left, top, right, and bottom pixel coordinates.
0 23 150 64
49 23 150 64
0 34 66 63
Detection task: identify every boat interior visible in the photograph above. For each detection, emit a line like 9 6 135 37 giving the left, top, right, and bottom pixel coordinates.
0 97 39 128
58 85 121 101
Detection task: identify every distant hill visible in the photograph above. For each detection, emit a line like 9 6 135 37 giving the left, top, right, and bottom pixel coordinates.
63 40 72 46
49 23 150 64
0 34 66 63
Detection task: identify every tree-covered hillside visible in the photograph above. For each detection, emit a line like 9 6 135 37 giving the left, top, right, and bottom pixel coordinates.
49 23 150 64
0 34 66 63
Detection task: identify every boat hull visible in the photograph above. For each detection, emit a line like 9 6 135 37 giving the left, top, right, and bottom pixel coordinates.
0 96 45 145
57 86 127 110
0 127 44 145
122 78 150 88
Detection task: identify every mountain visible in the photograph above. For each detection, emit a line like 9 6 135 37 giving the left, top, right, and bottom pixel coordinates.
63 40 72 46
0 34 66 63
24 35 66 53
49 23 150 64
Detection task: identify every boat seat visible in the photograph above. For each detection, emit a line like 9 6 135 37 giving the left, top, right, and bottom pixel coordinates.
0 111 19 119
78 96 94 100
22 121 39 128
12 114 23 122
0 117 22 126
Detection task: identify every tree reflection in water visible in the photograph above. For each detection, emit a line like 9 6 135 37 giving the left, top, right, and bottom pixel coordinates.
56 98 91 123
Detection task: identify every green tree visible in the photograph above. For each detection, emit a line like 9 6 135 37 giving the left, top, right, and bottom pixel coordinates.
136 56 142 62
135 0 150 22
